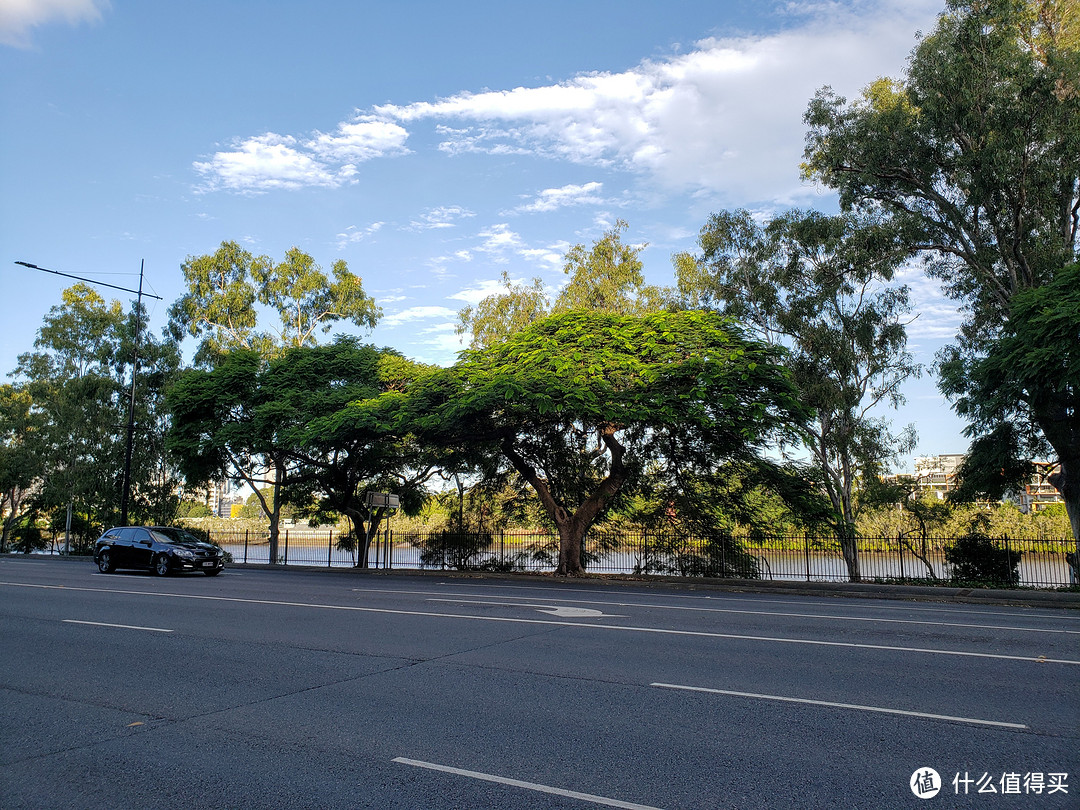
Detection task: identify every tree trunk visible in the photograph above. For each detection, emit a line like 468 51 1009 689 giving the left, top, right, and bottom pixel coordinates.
1037 402 1080 584
838 526 861 583
267 472 282 564
555 514 588 576
1048 459 1080 585
501 427 627 578
348 506 386 568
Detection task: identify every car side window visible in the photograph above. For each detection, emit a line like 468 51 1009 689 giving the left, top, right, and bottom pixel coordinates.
129 528 151 545
106 528 131 546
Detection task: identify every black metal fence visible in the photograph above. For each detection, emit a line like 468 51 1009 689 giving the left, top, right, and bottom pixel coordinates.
205 528 1078 589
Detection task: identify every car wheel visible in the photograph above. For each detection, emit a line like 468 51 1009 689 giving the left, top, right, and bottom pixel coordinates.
153 554 171 577
97 550 115 573
204 568 222 577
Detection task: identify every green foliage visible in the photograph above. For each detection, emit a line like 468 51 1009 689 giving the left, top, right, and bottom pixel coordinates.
680 208 920 580
12 285 181 531
552 219 668 315
457 220 669 348
456 271 550 349
945 533 1022 587
412 529 528 572
8 519 46 554
238 489 296 521
634 531 761 579
941 265 1080 506
255 247 381 349
0 384 45 548
169 241 381 365
175 500 213 518
168 339 435 567
802 0 1080 552
391 308 807 575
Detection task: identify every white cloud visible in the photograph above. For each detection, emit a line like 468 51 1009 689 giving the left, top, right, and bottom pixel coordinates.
896 264 964 340
335 221 384 250
447 277 522 306
195 118 408 193
407 205 475 231
381 305 458 328
193 0 941 203
0 0 107 47
474 223 525 262
308 118 410 162
193 133 345 193
512 182 605 214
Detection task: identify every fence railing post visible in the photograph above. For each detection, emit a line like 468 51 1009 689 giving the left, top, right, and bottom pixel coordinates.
283 529 289 566
897 532 905 581
804 533 811 582
328 530 333 568
244 530 249 564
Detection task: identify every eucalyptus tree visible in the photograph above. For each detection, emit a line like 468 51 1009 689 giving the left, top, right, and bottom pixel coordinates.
14 285 181 541
677 209 920 581
168 240 381 545
802 0 1080 558
457 220 667 348
169 240 381 364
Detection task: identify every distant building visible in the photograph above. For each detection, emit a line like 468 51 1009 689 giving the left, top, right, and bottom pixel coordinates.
911 454 966 500
896 454 1063 512
1017 461 1064 514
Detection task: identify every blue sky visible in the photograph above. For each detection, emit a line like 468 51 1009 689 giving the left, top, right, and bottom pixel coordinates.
0 0 970 470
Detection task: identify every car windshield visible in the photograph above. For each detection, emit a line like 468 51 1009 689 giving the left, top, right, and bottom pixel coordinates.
150 529 202 545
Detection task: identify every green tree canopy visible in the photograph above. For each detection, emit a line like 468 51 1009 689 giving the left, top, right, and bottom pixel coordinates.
940 263 1080 535
13 285 181 538
167 339 434 566
165 349 293 561
387 309 806 575
263 339 437 567
169 240 381 365
802 0 1080 560
0 384 45 551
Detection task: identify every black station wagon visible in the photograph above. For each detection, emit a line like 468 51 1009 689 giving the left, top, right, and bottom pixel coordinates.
94 526 225 576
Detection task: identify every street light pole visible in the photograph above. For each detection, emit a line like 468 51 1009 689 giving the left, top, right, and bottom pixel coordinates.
119 260 144 526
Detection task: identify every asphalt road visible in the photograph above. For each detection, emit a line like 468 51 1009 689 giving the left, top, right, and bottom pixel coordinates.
1 558 1077 809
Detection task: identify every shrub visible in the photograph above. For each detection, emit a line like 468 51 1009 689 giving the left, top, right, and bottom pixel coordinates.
945 533 1022 587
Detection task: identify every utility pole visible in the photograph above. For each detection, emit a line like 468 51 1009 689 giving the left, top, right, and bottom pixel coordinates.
119 260 144 526
15 260 162 530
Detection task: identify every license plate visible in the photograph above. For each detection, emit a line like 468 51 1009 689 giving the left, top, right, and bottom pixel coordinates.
202 561 215 568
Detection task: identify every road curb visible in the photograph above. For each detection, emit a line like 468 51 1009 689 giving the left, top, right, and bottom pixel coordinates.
222 560 1080 609
5 553 1077 609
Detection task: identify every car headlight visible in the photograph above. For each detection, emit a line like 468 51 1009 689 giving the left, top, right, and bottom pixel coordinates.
174 549 195 560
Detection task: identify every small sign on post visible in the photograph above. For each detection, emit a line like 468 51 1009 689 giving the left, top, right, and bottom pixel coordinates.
364 492 401 570
364 492 400 509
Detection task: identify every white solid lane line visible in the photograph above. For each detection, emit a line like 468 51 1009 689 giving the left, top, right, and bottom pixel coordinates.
356 587 1079 633
8 582 1077 665
63 619 173 632
650 683 1029 730
393 757 665 810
